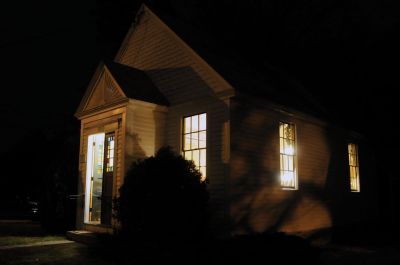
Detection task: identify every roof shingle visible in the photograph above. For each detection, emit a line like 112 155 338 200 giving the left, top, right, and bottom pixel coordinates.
105 60 169 106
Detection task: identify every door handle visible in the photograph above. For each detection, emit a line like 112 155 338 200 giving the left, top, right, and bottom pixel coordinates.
68 194 84 200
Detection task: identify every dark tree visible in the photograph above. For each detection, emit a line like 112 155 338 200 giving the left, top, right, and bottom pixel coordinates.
114 146 209 245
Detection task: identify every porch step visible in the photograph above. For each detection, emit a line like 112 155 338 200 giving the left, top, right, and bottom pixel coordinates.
66 230 100 245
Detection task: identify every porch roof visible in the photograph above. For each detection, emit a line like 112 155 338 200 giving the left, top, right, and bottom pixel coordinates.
105 60 169 106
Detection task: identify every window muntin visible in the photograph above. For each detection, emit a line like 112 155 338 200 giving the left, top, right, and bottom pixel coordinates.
348 143 360 192
279 122 297 189
105 135 115 172
183 113 206 181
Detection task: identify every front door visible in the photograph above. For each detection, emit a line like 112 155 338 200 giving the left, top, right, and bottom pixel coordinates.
84 132 115 225
101 133 115 225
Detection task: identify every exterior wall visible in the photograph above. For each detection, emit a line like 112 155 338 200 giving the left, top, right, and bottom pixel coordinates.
330 138 379 239
76 99 168 233
113 6 236 237
75 4 378 238
76 107 126 233
116 6 234 106
164 95 231 237
124 99 168 172
229 95 378 236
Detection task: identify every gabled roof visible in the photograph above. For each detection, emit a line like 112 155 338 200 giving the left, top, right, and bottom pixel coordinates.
75 60 168 118
104 60 169 106
116 4 327 119
115 5 235 105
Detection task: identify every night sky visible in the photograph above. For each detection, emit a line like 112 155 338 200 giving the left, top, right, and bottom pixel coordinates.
1 0 399 211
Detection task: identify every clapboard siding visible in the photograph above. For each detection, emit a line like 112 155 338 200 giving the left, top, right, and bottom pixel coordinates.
76 108 126 232
76 125 86 229
229 95 376 235
74 4 378 238
114 117 124 194
75 100 168 232
116 6 233 106
297 123 331 188
124 100 168 172
164 96 230 237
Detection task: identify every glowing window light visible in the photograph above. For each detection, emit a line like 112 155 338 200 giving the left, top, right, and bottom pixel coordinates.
279 122 297 190
283 145 295 155
183 113 207 181
106 135 115 172
348 143 360 192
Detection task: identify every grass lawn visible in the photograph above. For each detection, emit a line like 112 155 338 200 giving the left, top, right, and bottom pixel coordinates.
0 235 65 247
0 221 121 265
0 243 115 265
0 220 65 247
2 220 400 265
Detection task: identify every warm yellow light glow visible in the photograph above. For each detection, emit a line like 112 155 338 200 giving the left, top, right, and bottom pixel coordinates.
281 171 295 188
85 133 105 224
283 145 294 155
348 143 360 192
184 117 191 133
279 122 297 189
199 113 206 130
183 113 207 181
199 131 206 148
106 135 115 172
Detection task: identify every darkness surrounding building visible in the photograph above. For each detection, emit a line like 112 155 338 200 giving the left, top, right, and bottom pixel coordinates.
1 0 399 236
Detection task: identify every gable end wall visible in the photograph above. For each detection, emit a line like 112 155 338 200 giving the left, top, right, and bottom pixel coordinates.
116 6 233 106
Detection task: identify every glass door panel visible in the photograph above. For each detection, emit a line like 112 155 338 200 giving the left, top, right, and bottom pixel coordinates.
85 133 105 223
101 133 115 225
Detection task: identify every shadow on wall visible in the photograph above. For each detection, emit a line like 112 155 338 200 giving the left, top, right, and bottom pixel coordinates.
229 100 379 243
325 129 381 244
99 66 229 237
125 131 147 169
130 65 231 237
146 66 216 105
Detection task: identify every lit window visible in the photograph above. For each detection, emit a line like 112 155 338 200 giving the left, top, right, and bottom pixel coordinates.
348 143 360 192
105 134 115 172
183 113 207 181
279 122 297 189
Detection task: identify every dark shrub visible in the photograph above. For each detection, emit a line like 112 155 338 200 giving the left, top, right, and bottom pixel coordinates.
114 146 209 246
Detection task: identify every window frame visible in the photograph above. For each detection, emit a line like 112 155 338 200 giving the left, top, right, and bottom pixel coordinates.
181 112 207 181
279 121 298 190
348 143 361 192
105 133 115 173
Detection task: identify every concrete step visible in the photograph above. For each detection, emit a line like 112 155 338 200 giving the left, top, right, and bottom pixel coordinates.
66 230 100 245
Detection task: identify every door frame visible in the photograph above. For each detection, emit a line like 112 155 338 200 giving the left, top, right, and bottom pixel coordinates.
83 128 118 226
